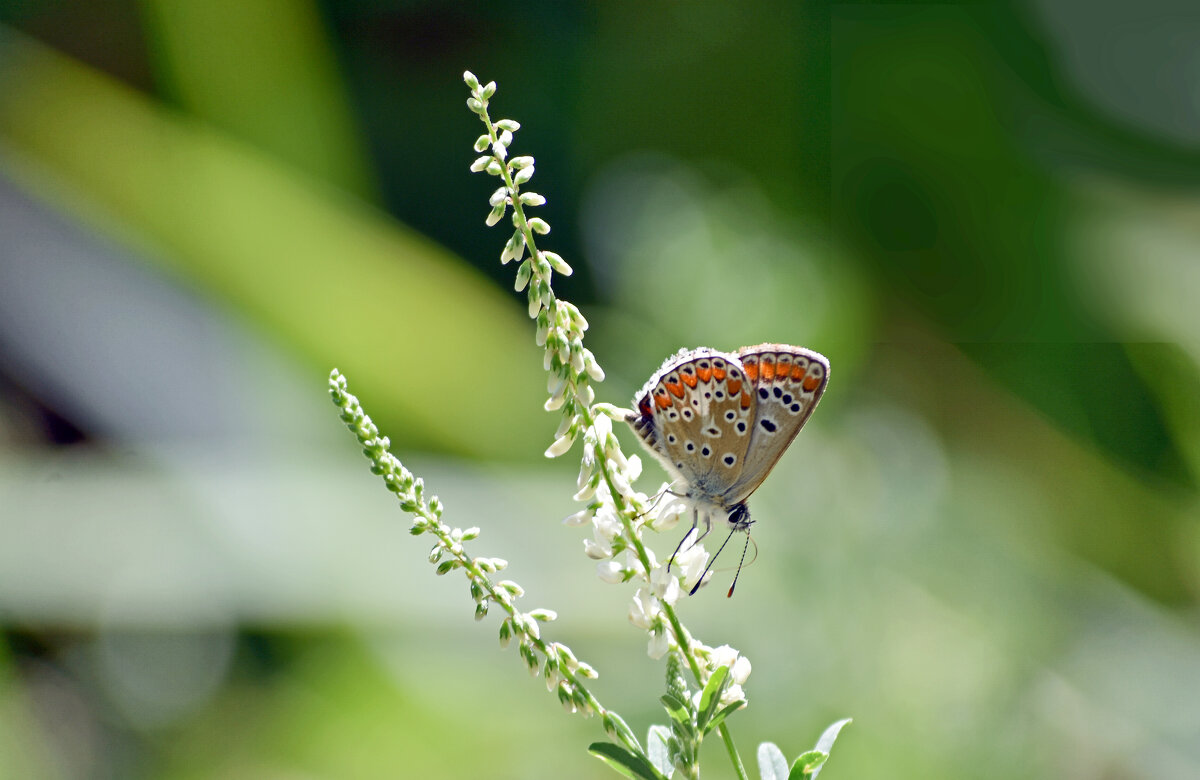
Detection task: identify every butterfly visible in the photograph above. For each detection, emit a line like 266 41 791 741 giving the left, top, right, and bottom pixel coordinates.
626 344 829 595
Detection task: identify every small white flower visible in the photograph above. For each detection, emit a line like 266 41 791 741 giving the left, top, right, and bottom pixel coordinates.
721 684 747 709
592 413 612 441
562 508 593 527
650 496 686 531
624 454 643 482
596 560 625 583
710 645 752 685
647 627 669 660
573 478 599 502
671 534 710 590
628 587 658 630
592 504 621 542
576 457 597 492
583 537 612 560
650 562 682 606
607 463 631 496
623 547 656 581
730 655 752 685
545 431 576 458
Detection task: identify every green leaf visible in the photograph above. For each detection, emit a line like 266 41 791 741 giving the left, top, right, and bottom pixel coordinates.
757 742 789 780
603 711 643 753
588 742 666 780
789 718 852 780
647 725 674 778
787 751 827 779
814 718 852 757
703 700 745 735
660 693 690 726
695 665 731 732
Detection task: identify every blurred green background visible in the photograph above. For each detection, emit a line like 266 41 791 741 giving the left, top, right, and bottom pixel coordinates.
2 1 1199 777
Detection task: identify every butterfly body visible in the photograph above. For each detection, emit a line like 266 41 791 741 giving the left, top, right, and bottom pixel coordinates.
627 344 829 538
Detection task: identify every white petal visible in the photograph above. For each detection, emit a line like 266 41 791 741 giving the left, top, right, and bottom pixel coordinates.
596 560 625 584
647 629 669 660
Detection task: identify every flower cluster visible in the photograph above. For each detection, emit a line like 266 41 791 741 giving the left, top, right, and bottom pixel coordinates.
329 369 608 720
464 71 603 462
464 73 747 698
323 71 854 780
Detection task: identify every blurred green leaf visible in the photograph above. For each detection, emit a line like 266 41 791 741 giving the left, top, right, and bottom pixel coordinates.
703 700 744 736
756 741 788 780
659 692 689 727
142 0 376 196
587 741 664 780
646 724 673 778
695 664 729 732
0 27 546 459
788 751 827 779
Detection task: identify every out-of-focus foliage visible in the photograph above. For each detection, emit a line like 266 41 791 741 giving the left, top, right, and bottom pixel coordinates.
1 1 1198 778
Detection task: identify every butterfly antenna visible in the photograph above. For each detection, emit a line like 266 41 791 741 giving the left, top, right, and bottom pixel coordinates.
726 532 754 598
689 526 738 596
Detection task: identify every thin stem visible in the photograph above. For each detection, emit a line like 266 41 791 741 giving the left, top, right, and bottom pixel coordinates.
467 75 751 779
719 724 749 780
329 372 641 756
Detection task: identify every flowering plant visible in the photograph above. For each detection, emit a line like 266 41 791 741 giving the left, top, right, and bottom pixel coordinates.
327 71 849 780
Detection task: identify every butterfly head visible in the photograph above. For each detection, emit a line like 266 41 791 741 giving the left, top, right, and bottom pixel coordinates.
726 501 752 532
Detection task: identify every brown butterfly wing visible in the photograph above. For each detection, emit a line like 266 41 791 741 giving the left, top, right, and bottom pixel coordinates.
628 348 756 500
720 344 829 503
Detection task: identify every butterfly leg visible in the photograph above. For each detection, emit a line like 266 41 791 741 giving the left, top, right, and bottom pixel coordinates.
667 508 698 571
667 506 711 571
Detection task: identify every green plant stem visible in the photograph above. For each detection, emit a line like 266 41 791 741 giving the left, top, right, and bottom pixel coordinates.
474 87 749 780
661 590 749 780
330 371 639 755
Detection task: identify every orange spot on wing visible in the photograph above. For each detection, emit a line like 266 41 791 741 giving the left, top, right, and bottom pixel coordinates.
791 364 806 380
666 380 685 398
761 360 776 381
681 373 697 388
726 378 742 395
655 393 672 409
638 396 653 416
744 363 758 382
713 366 726 381
802 375 821 392
740 391 752 409
697 366 712 382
